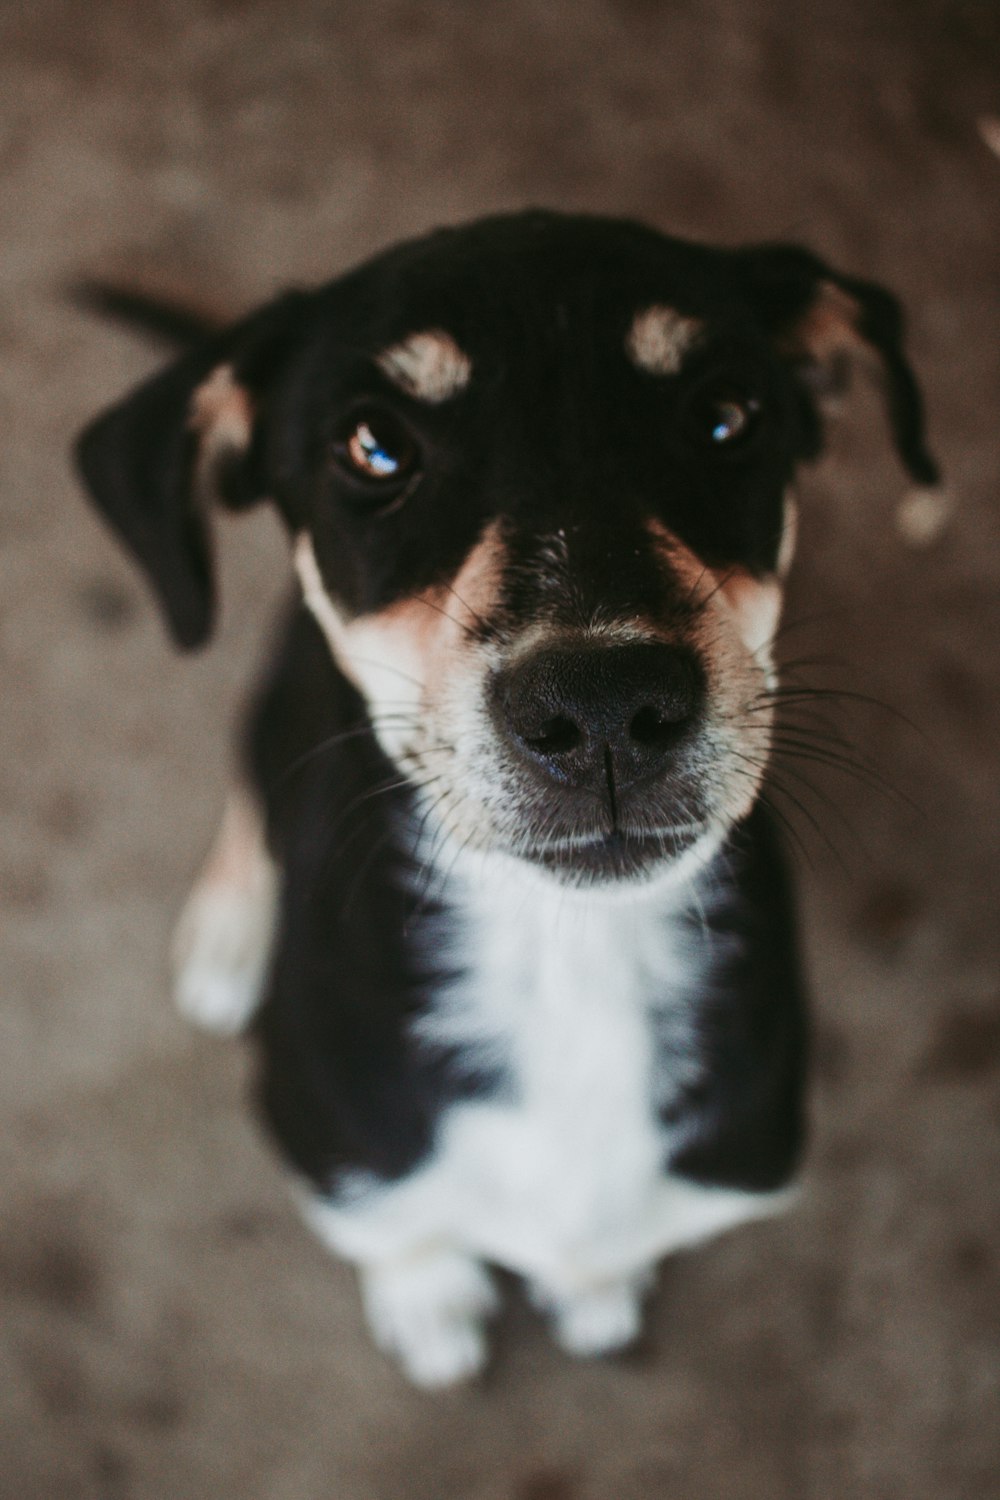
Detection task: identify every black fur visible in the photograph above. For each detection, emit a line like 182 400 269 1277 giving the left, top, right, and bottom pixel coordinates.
664 803 808 1192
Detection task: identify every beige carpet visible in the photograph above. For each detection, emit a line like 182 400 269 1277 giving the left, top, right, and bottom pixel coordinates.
1 2 998 1495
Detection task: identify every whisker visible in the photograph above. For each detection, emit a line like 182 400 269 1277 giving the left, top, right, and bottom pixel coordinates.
768 736 920 813
412 592 478 640
682 563 711 613
441 580 493 636
691 564 739 617
753 682 924 733
762 608 850 653
339 828 398 919
316 771 445 862
732 751 847 868
340 655 425 690
277 715 421 783
755 786 815 873
751 751 865 833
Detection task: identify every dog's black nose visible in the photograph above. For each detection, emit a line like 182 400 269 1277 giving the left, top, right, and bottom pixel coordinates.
496 642 702 792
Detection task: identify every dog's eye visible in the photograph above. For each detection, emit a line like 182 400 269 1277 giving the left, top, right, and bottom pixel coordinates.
707 397 757 445
331 409 419 487
685 384 762 450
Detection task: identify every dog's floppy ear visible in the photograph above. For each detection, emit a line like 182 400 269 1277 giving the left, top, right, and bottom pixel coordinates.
75 291 306 649
733 245 940 486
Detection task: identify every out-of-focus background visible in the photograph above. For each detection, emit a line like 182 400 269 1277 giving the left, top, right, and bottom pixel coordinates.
1 3 998 1496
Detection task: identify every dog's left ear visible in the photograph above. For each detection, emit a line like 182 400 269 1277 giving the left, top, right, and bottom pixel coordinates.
75 291 307 649
733 244 940 486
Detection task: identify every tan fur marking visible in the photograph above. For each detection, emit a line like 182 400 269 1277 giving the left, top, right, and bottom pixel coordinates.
377 330 473 403
776 491 799 580
716 570 783 659
896 484 952 548
978 114 1000 160
626 306 704 376
294 524 502 684
294 525 506 776
782 280 866 361
645 519 784 827
189 363 254 454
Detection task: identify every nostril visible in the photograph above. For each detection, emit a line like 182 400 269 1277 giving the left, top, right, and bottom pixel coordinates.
521 714 582 756
495 642 703 786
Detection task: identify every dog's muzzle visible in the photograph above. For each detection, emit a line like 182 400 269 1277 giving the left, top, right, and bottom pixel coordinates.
488 641 709 882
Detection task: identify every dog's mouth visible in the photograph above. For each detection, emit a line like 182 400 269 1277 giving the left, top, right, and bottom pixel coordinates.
515 821 706 885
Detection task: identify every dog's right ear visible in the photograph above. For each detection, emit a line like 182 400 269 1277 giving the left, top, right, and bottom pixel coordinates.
75 291 307 649
731 244 940 487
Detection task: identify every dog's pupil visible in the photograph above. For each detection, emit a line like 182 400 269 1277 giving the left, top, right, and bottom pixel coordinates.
349 420 401 477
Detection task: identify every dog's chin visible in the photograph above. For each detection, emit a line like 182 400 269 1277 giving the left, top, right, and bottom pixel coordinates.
516 826 705 891
405 780 722 895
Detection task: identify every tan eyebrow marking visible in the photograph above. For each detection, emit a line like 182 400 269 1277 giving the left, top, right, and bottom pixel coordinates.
626 305 704 376
377 329 473 403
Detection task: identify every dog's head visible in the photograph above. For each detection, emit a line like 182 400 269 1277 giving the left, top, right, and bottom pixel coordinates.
76 211 937 889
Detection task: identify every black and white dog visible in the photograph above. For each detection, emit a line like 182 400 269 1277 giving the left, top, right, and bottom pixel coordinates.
76 211 936 1387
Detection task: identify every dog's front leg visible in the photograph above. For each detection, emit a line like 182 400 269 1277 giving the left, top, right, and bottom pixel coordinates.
528 1268 652 1358
302 1193 498 1388
171 784 279 1035
358 1247 499 1389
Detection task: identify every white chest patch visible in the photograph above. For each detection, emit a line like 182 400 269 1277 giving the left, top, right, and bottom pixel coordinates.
306 855 785 1298
412 879 696 1281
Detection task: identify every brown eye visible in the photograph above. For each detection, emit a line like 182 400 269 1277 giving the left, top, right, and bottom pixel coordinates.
685 383 763 450
332 408 419 486
707 396 756 444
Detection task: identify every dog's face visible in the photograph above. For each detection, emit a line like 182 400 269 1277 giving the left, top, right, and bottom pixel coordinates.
77 212 936 888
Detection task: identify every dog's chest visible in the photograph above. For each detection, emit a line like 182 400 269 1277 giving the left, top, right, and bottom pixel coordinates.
412 874 706 1273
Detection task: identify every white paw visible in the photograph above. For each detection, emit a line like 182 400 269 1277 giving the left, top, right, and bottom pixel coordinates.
360 1251 498 1390
541 1276 647 1358
171 879 277 1036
